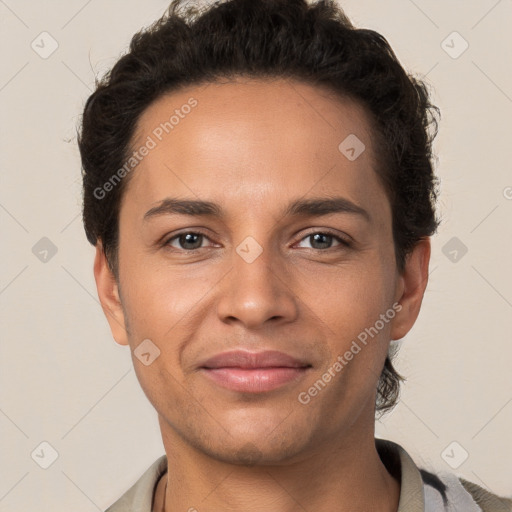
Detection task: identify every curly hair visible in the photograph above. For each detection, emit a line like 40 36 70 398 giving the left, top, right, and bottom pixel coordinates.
78 0 441 417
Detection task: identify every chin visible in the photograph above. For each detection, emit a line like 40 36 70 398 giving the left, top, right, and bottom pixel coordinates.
191 421 314 466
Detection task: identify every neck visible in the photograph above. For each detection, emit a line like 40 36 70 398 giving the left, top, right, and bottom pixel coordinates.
154 418 400 512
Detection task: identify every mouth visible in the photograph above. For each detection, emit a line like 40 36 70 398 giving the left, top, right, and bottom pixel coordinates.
199 367 312 393
198 350 312 393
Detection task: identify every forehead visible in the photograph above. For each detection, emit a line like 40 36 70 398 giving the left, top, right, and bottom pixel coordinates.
124 78 389 226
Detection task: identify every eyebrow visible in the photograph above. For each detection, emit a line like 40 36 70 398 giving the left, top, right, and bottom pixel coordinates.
143 196 371 223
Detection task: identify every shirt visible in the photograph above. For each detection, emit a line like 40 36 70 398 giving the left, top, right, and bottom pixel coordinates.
104 438 512 512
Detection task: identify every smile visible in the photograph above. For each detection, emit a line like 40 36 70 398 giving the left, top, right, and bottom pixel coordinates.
199 367 312 393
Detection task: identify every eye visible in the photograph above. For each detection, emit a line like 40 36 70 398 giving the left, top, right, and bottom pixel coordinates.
161 229 351 253
164 231 213 251
295 231 351 250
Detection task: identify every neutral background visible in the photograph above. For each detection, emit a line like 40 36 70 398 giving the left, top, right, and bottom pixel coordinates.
1 0 511 510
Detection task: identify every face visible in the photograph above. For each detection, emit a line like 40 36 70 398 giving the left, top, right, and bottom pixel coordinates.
95 77 429 465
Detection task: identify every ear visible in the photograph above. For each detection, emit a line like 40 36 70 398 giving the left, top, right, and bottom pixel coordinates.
390 237 431 341
93 242 129 346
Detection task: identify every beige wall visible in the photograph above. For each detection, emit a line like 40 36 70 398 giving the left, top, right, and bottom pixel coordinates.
0 0 511 509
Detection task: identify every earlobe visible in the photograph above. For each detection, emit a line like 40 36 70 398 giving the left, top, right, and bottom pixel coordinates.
390 238 431 341
93 242 129 346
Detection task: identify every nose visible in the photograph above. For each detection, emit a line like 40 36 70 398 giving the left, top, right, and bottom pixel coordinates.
216 242 299 330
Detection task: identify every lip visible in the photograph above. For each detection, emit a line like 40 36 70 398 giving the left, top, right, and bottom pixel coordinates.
198 350 312 393
200 350 310 369
200 367 311 393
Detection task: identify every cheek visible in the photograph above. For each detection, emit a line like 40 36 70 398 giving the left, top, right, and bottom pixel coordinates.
119 254 219 344
307 261 396 396
311 270 394 397
305 261 392 332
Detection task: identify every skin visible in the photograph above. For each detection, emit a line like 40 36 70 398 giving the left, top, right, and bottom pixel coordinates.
94 77 430 512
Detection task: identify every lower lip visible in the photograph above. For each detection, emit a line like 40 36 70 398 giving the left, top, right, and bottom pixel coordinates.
200 367 310 393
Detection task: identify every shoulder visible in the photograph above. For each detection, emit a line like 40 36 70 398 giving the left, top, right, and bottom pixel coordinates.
377 438 511 512
419 468 512 512
104 454 168 512
458 477 512 512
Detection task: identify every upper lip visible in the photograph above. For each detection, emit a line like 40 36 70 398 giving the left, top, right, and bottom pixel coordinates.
199 350 311 369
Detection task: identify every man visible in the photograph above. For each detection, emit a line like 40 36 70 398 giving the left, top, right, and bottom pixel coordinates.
78 0 512 510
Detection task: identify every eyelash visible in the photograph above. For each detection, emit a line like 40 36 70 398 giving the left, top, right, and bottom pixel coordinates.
161 229 352 253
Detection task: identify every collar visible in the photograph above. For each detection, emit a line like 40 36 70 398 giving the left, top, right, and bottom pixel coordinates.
375 438 425 512
105 438 426 511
